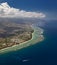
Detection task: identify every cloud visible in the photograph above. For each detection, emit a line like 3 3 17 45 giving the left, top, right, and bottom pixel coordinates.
0 2 46 19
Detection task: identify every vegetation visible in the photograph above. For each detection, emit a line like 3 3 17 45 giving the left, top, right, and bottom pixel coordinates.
0 20 34 49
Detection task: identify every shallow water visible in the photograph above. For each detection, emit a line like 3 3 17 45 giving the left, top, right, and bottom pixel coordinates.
0 20 57 65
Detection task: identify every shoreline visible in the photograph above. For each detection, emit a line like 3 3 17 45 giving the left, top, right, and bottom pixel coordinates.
0 26 44 54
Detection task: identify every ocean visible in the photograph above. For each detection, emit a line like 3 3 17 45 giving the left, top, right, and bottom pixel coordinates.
0 20 57 65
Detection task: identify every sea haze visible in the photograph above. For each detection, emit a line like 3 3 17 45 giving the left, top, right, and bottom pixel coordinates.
0 20 57 65
0 0 57 65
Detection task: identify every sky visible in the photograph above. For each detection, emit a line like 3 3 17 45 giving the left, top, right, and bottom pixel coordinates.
0 0 57 20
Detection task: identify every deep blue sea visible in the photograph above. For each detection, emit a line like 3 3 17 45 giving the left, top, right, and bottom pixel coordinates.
0 20 57 65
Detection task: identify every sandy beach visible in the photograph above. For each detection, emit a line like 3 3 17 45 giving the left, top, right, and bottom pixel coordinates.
0 26 44 54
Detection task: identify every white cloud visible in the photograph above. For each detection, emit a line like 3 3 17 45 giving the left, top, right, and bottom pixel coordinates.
0 2 46 19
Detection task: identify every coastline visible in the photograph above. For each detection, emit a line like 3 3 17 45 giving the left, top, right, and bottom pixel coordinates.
0 26 44 54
